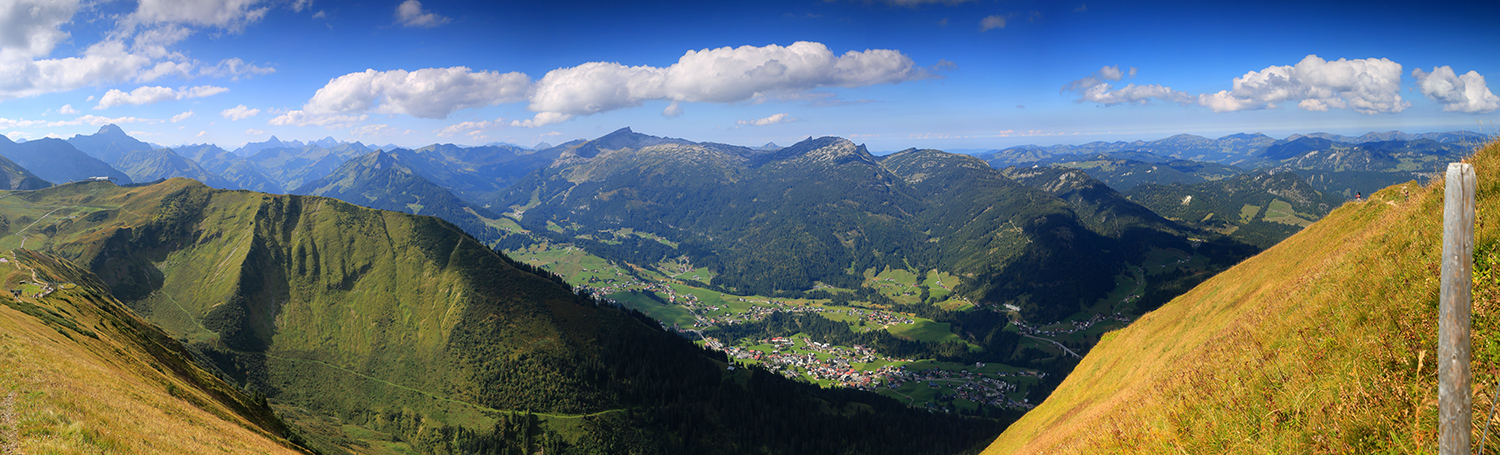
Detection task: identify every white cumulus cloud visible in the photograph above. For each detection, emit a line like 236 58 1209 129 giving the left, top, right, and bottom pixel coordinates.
291 42 930 127
525 41 929 123
0 40 155 101
1066 56 1410 115
396 0 448 28
171 110 194 122
0 0 80 61
128 0 270 32
0 0 283 102
1196 55 1406 114
1062 65 1193 106
58 104 77 114
220 104 259 120
1413 66 1499 114
96 85 228 109
737 113 797 126
298 67 529 120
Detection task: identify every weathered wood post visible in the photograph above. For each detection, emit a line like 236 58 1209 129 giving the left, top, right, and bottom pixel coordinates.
1441 162 1476 455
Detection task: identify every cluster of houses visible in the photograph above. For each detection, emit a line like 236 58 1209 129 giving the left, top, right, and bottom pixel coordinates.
1013 312 1134 337
709 335 904 389
886 365 1041 410
10 279 58 300
845 308 914 326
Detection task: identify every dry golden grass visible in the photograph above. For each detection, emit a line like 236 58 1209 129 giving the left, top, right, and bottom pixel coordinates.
0 253 303 454
986 140 1500 454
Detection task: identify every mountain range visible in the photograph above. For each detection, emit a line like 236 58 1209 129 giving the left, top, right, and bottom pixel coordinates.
0 124 1491 453
496 128 1250 324
978 130 1486 168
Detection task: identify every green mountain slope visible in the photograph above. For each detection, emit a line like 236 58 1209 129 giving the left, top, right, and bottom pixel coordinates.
1019 154 1242 191
984 141 1500 453
1 178 998 455
292 151 507 245
0 150 51 190
1124 170 1337 248
504 131 1246 323
0 249 306 453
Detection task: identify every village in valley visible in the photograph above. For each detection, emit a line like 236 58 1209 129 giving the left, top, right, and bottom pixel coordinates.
508 240 1055 414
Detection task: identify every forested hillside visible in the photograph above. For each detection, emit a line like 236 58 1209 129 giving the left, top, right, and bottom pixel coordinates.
0 178 999 455
502 130 1247 323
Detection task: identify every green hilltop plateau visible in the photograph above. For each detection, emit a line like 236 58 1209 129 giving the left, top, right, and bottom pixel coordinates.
984 141 1500 453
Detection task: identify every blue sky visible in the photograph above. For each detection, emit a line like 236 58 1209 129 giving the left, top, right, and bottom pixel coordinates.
1 0 1497 152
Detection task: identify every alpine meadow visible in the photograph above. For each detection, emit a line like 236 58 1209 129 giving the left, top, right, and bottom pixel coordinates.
1 0 1499 454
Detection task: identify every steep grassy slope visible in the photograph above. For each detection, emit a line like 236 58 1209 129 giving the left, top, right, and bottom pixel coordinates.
984 141 1500 453
0 249 305 453
2 178 999 455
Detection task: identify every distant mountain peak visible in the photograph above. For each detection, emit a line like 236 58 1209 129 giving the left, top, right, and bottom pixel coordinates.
760 136 873 165
96 124 127 136
560 126 689 160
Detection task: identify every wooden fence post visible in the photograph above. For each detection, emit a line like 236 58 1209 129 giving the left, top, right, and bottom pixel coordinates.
1441 162 1476 455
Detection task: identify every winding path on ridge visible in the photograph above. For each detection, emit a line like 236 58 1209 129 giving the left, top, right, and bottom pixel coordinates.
10 206 74 250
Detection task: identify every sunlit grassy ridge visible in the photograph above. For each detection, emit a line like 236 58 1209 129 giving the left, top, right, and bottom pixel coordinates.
0 249 303 454
986 140 1500 453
